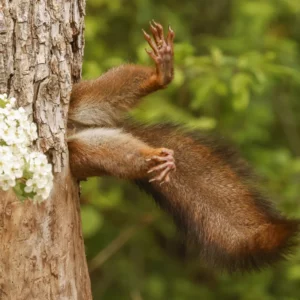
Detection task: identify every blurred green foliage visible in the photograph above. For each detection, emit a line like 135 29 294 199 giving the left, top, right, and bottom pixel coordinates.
80 0 300 299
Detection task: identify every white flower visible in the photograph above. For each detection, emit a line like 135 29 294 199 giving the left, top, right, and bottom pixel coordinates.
18 107 26 114
0 107 9 116
24 151 53 200
6 109 21 121
2 127 17 145
0 94 7 101
0 94 53 201
24 186 33 193
0 174 15 190
0 182 10 191
9 97 16 106
0 121 8 131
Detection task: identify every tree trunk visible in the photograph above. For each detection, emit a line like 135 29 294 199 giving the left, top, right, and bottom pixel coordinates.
0 1 92 299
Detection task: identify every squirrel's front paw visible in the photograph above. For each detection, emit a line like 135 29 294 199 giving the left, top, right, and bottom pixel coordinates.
146 148 176 184
142 20 175 87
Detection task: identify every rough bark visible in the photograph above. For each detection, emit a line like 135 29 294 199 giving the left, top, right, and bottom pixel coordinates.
0 1 92 299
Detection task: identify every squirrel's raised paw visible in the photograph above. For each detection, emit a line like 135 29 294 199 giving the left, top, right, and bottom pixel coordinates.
142 21 175 87
146 148 176 184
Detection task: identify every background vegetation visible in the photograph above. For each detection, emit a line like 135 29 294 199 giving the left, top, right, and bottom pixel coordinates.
80 0 300 299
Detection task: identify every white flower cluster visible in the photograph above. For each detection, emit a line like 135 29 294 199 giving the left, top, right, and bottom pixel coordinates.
0 94 53 202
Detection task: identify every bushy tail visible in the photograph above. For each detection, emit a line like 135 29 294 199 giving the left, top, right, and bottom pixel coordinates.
126 122 299 272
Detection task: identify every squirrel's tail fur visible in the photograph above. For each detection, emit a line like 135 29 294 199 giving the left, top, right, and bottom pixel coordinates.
126 122 299 272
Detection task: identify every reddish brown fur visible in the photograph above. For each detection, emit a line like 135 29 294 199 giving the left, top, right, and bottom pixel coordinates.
68 128 175 182
69 65 156 127
68 22 174 129
129 123 299 271
67 22 299 272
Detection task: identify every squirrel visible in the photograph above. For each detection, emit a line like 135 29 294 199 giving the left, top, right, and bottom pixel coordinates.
67 21 299 272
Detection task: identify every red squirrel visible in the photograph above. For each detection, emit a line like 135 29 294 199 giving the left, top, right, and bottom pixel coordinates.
67 21 299 272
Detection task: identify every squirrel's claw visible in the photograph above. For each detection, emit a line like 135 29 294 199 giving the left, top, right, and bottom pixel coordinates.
143 21 174 87
147 148 176 184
